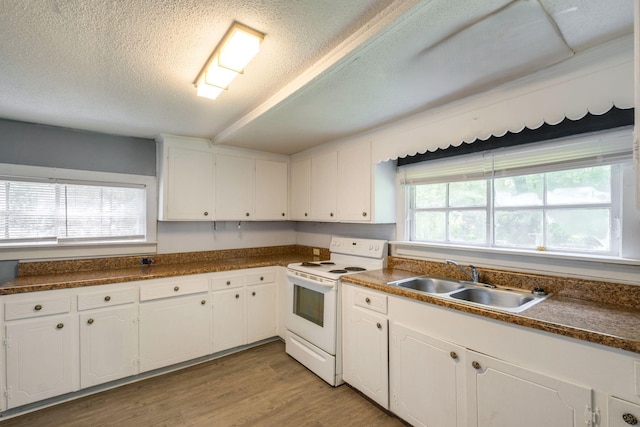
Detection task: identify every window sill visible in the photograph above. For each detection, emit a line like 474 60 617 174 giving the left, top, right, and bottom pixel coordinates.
0 241 157 261
390 241 640 285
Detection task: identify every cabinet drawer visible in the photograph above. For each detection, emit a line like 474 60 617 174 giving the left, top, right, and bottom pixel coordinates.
608 396 640 427
210 273 245 291
5 296 71 320
354 289 387 314
246 269 276 286
140 277 209 301
78 288 137 311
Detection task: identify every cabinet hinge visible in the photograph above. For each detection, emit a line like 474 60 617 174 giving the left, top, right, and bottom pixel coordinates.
4 387 11 399
2 336 9 349
584 404 600 426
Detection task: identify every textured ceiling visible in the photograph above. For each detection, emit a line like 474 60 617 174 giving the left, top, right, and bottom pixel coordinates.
0 0 634 154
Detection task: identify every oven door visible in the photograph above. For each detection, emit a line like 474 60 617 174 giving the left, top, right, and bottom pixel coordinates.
286 271 337 355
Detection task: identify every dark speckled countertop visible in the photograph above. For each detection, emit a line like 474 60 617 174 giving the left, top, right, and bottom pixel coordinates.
0 245 326 295
2 248 638 355
342 266 640 355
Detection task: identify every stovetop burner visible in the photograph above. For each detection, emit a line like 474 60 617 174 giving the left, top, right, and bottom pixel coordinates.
300 262 321 267
328 269 348 274
320 262 335 265
344 266 366 271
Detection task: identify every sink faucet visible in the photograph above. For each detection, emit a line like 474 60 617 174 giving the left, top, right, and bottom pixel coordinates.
445 259 479 283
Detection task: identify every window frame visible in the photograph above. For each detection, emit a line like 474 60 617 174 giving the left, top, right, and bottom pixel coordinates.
0 163 157 261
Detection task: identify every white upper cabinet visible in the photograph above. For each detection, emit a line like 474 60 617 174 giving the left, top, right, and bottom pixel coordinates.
215 153 255 220
255 159 288 220
310 150 338 221
290 141 396 223
337 141 371 222
157 135 215 221
290 157 311 221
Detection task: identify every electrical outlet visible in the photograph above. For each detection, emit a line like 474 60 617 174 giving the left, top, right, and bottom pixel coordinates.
140 257 155 265
312 248 320 256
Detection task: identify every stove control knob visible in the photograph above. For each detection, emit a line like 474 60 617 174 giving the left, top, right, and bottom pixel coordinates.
369 244 373 250
375 245 380 250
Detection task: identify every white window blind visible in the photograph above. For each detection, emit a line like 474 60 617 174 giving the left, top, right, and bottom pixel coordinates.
400 128 633 185
0 178 146 245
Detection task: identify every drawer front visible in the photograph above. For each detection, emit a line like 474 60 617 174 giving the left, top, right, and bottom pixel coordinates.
210 273 245 291
5 296 71 320
246 269 276 286
608 396 640 427
78 288 137 311
140 277 209 301
354 289 387 314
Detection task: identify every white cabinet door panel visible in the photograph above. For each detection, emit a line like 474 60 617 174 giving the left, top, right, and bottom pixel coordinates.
215 154 254 220
212 289 245 353
255 159 288 220
80 306 138 388
290 157 311 220
247 283 277 343
164 145 214 220
310 151 337 221
5 314 78 409
467 350 592 427
139 294 211 372
338 142 371 222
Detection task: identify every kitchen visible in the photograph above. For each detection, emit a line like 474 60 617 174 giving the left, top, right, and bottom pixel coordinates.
0 1 638 426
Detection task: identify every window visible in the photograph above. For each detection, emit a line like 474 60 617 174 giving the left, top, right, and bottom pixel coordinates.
401 128 633 257
0 179 146 245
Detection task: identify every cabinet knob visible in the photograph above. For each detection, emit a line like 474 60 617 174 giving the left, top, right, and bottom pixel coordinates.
282 213 285 217
87 318 94 325
365 297 371 304
201 300 206 305
252 291 256 296
104 296 111 302
174 286 180 292
34 304 42 311
245 212 250 217
362 212 367 217
260 276 264 281
472 361 481 370
623 413 638 425
376 322 382 330
450 351 458 360
204 211 209 216
56 323 64 329
330 212 334 217
235 294 240 299
304 213 308 217
226 280 231 285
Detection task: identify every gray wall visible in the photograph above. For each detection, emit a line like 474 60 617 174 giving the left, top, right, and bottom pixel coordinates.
0 119 156 176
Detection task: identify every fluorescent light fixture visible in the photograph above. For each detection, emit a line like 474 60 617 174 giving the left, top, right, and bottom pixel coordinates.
194 22 264 100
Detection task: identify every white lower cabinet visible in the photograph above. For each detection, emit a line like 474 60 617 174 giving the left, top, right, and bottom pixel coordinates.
5 314 78 409
342 286 389 409
212 287 245 352
390 322 465 427
79 306 138 388
139 293 212 372
247 282 277 343
608 396 640 427
466 350 591 427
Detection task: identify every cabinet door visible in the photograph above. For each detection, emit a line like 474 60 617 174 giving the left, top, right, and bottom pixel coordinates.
216 154 255 220
212 288 245 352
164 145 214 220
79 305 138 388
139 294 212 372
310 151 337 221
290 157 311 220
337 142 371 222
5 314 78 408
390 322 465 427
343 305 389 409
466 350 592 427
247 283 277 343
255 159 288 220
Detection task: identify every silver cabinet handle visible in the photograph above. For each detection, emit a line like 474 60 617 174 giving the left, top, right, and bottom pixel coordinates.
450 351 458 360
472 361 481 370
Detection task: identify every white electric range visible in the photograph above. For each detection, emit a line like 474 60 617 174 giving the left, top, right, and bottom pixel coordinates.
285 236 388 386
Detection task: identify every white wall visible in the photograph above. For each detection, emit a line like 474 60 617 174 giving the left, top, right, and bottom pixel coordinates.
156 221 297 253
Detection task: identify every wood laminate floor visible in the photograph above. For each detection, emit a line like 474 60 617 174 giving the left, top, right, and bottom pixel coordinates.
1 341 406 426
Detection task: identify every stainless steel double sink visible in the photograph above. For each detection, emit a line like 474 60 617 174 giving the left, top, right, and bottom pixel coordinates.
386 276 549 313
